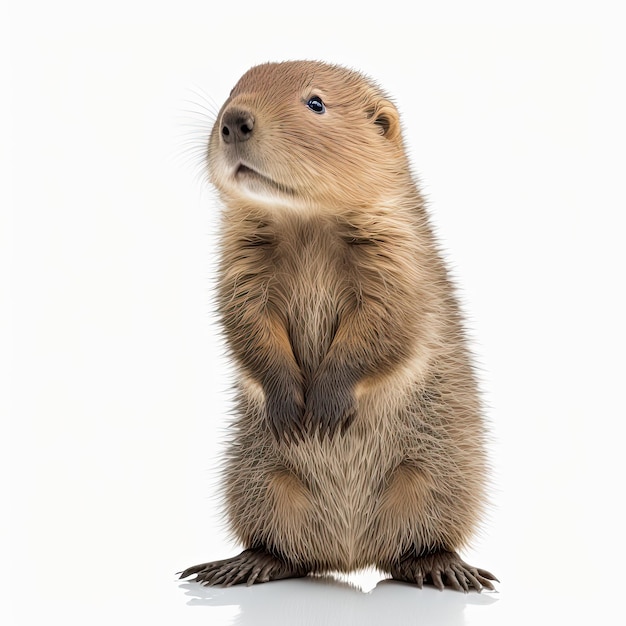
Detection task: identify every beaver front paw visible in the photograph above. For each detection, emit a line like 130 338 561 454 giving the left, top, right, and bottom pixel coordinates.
304 373 356 439
265 380 306 442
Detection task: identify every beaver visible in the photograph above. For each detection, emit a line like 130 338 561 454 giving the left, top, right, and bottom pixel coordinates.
179 60 497 592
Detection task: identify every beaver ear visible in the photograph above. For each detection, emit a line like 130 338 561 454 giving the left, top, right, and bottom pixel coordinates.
370 99 401 141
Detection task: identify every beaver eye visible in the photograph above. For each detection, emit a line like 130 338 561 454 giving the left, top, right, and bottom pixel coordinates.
306 96 326 114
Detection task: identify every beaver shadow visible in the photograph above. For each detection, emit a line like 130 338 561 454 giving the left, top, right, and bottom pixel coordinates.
179 574 498 626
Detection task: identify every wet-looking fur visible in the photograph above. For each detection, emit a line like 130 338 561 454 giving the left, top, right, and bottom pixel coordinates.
179 61 498 592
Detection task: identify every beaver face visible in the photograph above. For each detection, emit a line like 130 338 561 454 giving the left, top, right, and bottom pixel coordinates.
208 61 409 211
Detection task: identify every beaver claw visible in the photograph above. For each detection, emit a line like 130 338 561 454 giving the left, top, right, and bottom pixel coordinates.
389 550 499 592
179 548 309 587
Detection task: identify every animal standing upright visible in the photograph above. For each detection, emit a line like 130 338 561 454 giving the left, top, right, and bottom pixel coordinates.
180 61 497 592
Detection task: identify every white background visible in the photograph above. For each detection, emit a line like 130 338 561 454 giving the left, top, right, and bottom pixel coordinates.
4 1 625 624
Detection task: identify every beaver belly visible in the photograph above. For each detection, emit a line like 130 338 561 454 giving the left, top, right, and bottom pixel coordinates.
276 430 393 571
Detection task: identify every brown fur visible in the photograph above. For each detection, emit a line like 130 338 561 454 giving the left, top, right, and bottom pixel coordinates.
180 61 497 591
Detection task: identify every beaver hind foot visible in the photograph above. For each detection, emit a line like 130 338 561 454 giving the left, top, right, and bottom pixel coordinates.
389 550 499 593
179 548 310 587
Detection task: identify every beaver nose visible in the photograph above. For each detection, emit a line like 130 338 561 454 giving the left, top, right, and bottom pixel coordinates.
221 108 255 144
